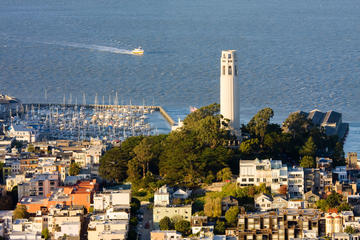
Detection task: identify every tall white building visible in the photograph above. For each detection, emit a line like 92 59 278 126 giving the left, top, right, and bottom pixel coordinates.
220 50 240 132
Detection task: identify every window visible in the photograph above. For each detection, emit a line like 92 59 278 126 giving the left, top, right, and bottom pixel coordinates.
235 65 238 76
228 54 231 59
228 66 232 75
222 65 225 75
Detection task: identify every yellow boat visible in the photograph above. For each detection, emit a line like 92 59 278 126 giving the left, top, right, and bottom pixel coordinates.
132 47 144 55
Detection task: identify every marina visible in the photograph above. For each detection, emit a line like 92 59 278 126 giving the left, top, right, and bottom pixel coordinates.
9 103 174 142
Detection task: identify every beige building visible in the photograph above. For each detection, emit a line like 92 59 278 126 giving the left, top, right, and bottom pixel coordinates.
238 209 322 240
153 205 192 227
326 213 344 236
151 230 182 240
93 189 131 212
88 219 128 240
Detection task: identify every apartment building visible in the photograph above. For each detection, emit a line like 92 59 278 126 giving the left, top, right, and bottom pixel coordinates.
237 209 323 240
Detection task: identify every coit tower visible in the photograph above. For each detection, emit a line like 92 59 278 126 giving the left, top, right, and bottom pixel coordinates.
220 50 240 131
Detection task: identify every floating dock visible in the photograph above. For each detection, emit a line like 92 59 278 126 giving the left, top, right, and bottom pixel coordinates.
22 103 176 126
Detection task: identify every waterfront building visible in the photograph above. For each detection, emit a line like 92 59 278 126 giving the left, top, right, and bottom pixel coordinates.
294 109 349 139
0 94 23 119
220 50 240 134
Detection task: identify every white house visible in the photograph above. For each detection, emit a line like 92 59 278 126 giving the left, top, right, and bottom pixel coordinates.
255 194 273 212
154 185 171 206
173 189 192 199
8 125 38 143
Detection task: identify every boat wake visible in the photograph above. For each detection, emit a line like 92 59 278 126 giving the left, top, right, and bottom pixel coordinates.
41 40 133 55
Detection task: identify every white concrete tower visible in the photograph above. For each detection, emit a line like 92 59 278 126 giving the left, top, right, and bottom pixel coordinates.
220 50 240 131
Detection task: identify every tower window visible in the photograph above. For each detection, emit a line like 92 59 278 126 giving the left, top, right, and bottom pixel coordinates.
228 66 232 75
222 66 225 75
235 66 238 76
223 54 226 58
228 54 232 59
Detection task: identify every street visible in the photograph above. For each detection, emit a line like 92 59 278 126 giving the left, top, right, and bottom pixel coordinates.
137 203 153 240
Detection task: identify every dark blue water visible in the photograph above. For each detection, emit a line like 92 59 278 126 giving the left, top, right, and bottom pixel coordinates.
0 0 359 153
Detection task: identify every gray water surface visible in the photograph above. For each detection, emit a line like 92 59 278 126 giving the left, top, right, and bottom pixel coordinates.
0 0 359 152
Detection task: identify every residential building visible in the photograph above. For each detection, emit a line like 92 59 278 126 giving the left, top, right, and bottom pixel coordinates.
237 209 322 240
304 168 320 194
154 185 171 207
151 230 182 240
153 205 192 227
325 212 343 236
347 152 358 169
94 189 131 212
88 217 128 240
254 194 273 212
288 166 304 199
8 124 38 143
20 179 98 213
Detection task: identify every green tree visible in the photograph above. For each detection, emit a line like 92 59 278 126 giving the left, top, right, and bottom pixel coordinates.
69 162 81 176
132 138 155 178
338 202 352 212
225 206 240 226
216 167 232 182
159 216 173 230
13 205 30 220
99 147 129 183
27 144 35 152
300 137 317 157
332 142 346 167
316 199 328 212
239 138 260 157
300 155 315 168
282 112 310 138
327 191 342 209
345 226 355 234
174 220 191 236
41 227 50 240
204 195 222 217
247 108 274 140
214 220 225 234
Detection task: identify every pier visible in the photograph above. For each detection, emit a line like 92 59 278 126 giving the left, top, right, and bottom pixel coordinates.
22 103 176 126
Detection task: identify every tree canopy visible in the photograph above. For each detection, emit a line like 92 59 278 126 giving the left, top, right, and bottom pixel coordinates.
239 108 345 165
69 162 81 176
13 205 29 220
99 147 129 183
225 206 240 226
